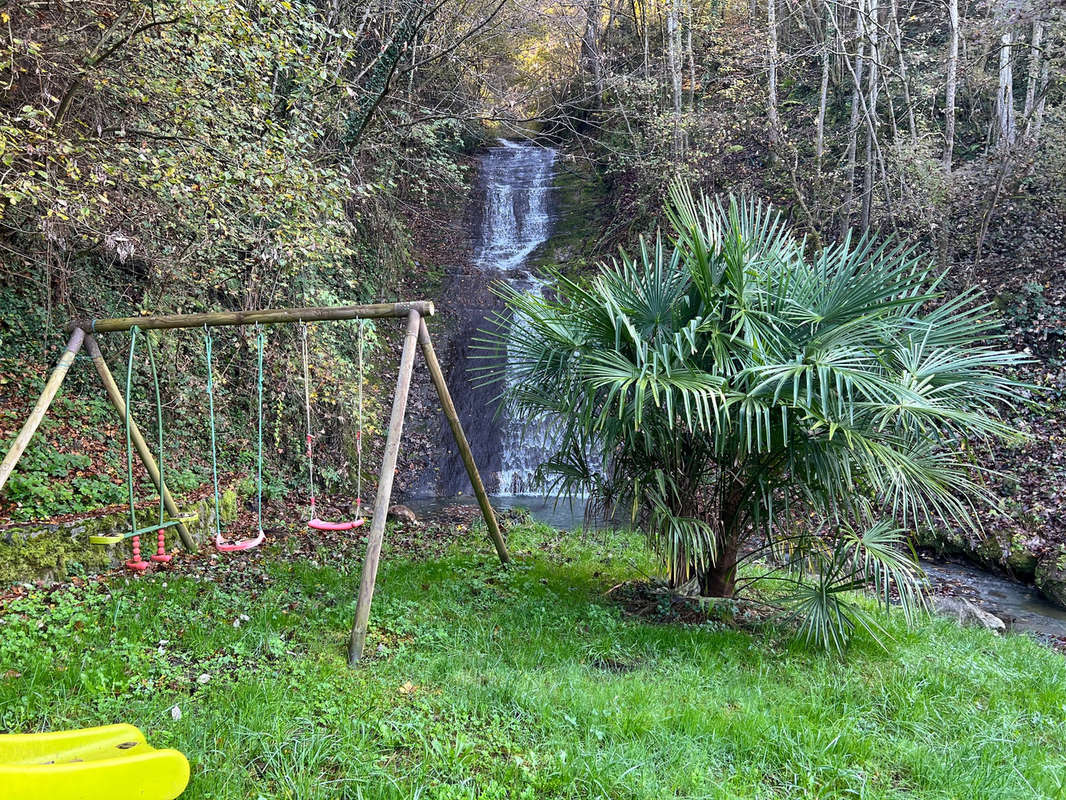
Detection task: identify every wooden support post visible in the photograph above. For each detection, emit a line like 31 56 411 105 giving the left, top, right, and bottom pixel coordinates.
84 335 196 551
0 328 86 494
348 309 422 666
417 318 509 565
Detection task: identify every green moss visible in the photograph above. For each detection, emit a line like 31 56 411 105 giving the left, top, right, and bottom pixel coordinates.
1006 532 1039 579
0 481 248 584
531 156 607 275
0 523 114 583
219 488 239 522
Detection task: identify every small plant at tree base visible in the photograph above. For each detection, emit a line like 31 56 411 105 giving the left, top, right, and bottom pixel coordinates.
485 182 1028 651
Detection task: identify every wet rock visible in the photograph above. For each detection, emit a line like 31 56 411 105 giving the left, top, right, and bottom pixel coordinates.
931 596 1006 633
915 527 1042 583
1007 545 1039 581
1036 546 1066 608
387 505 418 524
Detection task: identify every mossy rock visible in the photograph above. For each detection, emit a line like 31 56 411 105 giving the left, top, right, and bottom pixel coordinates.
0 518 117 583
915 527 1040 583
1006 537 1039 581
0 480 247 584
913 526 969 557
1035 545 1066 609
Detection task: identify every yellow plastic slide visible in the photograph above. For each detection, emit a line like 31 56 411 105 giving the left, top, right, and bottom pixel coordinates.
0 723 189 800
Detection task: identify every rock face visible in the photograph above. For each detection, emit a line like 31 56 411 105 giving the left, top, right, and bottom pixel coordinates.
931 596 1007 633
1036 546 1066 608
387 504 418 524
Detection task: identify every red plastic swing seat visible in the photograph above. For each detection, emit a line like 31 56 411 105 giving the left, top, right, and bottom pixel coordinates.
308 518 364 532
214 531 265 552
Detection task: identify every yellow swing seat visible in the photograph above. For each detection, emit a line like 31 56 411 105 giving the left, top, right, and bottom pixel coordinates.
0 723 189 800
89 512 199 546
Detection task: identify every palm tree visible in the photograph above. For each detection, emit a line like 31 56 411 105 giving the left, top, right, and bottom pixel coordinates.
482 182 1027 650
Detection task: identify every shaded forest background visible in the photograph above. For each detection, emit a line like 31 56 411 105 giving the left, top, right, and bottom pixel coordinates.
0 1 1062 572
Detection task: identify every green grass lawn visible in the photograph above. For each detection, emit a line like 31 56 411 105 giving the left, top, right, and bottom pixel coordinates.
2 522 1065 799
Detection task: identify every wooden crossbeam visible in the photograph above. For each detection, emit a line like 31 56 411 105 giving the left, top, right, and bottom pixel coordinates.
67 301 435 333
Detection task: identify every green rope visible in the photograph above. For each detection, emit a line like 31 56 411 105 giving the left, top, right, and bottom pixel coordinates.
147 331 165 530
204 326 222 541
356 320 364 507
204 325 266 539
124 327 138 536
124 325 166 534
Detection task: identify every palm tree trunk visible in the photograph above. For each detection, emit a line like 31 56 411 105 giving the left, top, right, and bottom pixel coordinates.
700 539 740 596
697 477 745 597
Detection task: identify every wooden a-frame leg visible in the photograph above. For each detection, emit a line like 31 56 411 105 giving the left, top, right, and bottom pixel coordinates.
417 318 509 564
84 335 195 551
348 309 422 666
0 328 86 494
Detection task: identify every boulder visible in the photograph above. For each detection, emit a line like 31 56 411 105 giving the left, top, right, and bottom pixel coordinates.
1036 546 1066 609
387 504 418 524
931 596 1006 633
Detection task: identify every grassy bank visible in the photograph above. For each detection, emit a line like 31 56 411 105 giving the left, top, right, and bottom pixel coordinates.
1 522 1064 799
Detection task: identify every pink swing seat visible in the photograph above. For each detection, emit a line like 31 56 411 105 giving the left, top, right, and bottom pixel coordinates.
308 518 364 532
306 495 365 532
215 531 265 552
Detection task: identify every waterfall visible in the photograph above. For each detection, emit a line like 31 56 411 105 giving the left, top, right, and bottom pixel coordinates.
430 139 558 497
474 140 557 273
478 140 557 495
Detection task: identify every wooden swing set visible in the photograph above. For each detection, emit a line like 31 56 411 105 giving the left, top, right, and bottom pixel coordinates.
0 301 508 666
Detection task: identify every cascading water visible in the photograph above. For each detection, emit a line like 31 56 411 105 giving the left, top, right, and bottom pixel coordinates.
431 139 557 497
477 140 557 495
474 140 556 271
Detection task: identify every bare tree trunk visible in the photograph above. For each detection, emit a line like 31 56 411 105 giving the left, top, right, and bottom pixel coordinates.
815 0 832 174
861 0 880 229
842 0 866 235
767 0 782 143
940 0 960 268
686 0 697 110
943 0 959 173
1022 20 1044 139
995 30 1016 150
582 0 605 104
889 0 916 143
668 0 684 159
1032 54 1049 141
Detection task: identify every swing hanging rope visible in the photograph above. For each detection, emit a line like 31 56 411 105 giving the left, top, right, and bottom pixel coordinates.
89 326 196 561
300 321 364 532
205 325 265 552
